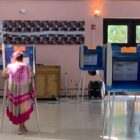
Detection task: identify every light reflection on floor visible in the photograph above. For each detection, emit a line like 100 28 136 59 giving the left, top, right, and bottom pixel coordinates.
0 95 140 140
104 95 140 140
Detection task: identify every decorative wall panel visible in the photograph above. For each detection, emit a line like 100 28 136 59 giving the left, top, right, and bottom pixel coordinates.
3 20 85 45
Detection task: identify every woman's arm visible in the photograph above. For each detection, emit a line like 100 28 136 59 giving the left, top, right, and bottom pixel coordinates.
2 67 9 79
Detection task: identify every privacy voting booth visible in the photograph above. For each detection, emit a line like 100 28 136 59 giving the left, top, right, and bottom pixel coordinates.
79 45 104 70
2 44 36 72
105 44 140 92
1 44 40 133
78 45 105 101
103 44 140 139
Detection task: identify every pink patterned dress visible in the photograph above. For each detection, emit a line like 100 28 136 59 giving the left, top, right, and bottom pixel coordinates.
3 62 35 125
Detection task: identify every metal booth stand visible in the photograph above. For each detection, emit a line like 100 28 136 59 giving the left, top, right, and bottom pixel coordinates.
102 44 140 139
1 44 40 133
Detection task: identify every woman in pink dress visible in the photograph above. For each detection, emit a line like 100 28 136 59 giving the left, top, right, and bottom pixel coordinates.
2 51 36 135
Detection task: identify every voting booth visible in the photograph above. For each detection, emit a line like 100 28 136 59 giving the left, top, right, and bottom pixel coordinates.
103 44 140 139
105 44 140 92
78 45 105 101
2 44 36 72
79 45 104 70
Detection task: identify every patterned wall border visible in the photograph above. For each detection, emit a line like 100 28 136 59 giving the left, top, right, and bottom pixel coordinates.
3 20 85 45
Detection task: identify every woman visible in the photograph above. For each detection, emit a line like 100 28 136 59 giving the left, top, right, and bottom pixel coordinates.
2 51 36 135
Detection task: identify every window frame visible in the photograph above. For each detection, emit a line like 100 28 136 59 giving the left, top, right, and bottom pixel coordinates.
103 18 140 46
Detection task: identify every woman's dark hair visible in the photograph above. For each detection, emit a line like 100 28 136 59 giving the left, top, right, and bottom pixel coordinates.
16 52 23 61
12 51 24 62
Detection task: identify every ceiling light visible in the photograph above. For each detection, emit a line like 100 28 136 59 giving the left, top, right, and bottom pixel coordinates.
19 9 27 14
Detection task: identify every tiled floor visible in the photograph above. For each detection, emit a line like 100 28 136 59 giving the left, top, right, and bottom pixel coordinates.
0 96 140 140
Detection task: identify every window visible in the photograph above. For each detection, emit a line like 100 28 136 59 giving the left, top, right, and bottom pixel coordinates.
108 25 128 43
103 19 140 46
136 25 140 43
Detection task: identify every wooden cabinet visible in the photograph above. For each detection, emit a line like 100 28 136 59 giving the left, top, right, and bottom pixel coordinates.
35 65 61 99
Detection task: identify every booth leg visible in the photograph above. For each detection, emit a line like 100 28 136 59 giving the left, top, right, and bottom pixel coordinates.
32 80 40 133
102 91 115 139
1 98 5 133
64 72 69 102
1 81 7 133
34 97 41 133
130 95 136 125
81 71 86 102
77 71 84 102
102 91 111 138
108 92 115 139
